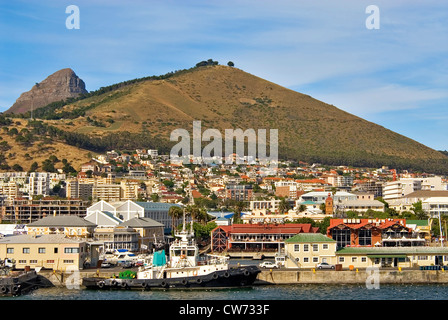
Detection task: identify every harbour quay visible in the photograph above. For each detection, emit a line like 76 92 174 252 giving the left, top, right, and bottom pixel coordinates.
257 268 448 285
35 267 448 288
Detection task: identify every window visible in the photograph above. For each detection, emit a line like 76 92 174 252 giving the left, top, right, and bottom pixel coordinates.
6 248 13 254
303 257 309 263
18 260 26 264
352 257 357 263
323 244 329 250
303 244 309 252
332 228 351 249
312 244 319 252
54 248 58 254
294 244 300 252
46 260 55 264
30 260 37 264
23 248 30 254
312 257 319 263
361 257 367 263
63 260 74 264
359 229 372 246
339 257 345 263
38 248 46 254
64 248 80 254
418 256 428 260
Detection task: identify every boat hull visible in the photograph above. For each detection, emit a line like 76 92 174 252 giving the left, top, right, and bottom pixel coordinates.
82 265 260 290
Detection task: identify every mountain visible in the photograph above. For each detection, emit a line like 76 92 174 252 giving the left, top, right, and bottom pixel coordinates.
4 63 448 174
5 68 87 114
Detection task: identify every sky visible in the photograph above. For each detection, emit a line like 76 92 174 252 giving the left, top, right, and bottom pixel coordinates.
0 0 447 151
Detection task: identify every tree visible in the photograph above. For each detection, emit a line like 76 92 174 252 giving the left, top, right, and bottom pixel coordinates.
278 198 291 214
12 163 23 171
30 161 38 172
411 201 428 220
227 61 235 67
168 206 184 230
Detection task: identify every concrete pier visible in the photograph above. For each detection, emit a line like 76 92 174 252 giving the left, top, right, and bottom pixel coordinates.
257 269 448 285
36 268 448 288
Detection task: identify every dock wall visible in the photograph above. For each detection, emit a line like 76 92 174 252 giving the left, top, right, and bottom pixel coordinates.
38 269 448 288
257 269 448 285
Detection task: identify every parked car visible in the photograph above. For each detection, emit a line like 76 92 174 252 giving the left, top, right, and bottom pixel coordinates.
259 261 279 269
316 262 335 270
100 262 112 268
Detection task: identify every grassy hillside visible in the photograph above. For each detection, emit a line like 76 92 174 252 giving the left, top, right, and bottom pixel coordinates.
6 63 448 173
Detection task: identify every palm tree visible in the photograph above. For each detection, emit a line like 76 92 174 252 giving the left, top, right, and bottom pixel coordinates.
278 198 291 214
168 206 183 230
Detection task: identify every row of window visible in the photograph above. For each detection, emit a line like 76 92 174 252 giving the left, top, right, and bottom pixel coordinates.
6 247 81 254
16 260 74 264
293 243 330 252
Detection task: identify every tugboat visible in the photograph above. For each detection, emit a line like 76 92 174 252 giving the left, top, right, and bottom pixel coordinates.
83 220 260 290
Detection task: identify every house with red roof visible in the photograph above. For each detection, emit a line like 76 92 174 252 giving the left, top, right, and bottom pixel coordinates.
211 223 319 258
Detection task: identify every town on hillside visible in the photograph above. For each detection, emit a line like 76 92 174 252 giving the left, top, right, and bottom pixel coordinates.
0 148 448 272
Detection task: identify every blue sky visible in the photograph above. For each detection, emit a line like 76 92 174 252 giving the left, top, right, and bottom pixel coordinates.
1 0 447 151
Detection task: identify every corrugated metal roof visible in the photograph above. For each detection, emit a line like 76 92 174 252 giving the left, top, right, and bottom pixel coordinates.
27 215 96 227
285 233 336 243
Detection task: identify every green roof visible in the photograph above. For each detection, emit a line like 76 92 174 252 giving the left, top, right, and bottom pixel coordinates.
406 220 429 226
337 246 448 255
285 233 335 243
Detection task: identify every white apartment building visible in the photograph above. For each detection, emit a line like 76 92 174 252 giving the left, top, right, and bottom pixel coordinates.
383 177 445 201
422 197 448 218
28 172 50 196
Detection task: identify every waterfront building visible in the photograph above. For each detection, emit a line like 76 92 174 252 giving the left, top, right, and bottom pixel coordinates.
327 218 425 249
210 223 319 257
87 200 183 234
0 233 89 271
26 215 96 239
335 246 448 269
284 233 337 269
93 226 140 252
119 217 164 251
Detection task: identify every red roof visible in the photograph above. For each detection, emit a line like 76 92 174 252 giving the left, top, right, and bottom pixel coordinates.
328 218 408 231
215 223 319 235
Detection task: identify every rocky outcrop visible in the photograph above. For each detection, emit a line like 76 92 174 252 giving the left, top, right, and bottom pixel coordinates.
6 68 87 114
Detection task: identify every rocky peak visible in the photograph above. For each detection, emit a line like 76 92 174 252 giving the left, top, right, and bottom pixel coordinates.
6 68 88 114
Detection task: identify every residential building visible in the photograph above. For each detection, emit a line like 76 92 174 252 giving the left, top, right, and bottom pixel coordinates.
0 198 89 224
92 184 121 202
66 179 94 200
422 197 448 218
225 184 253 201
29 172 50 196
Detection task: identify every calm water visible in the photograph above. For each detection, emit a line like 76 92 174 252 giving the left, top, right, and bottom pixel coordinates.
8 283 448 300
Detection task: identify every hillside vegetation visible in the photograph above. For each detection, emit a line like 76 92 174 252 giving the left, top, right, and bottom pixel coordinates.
5 62 448 174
